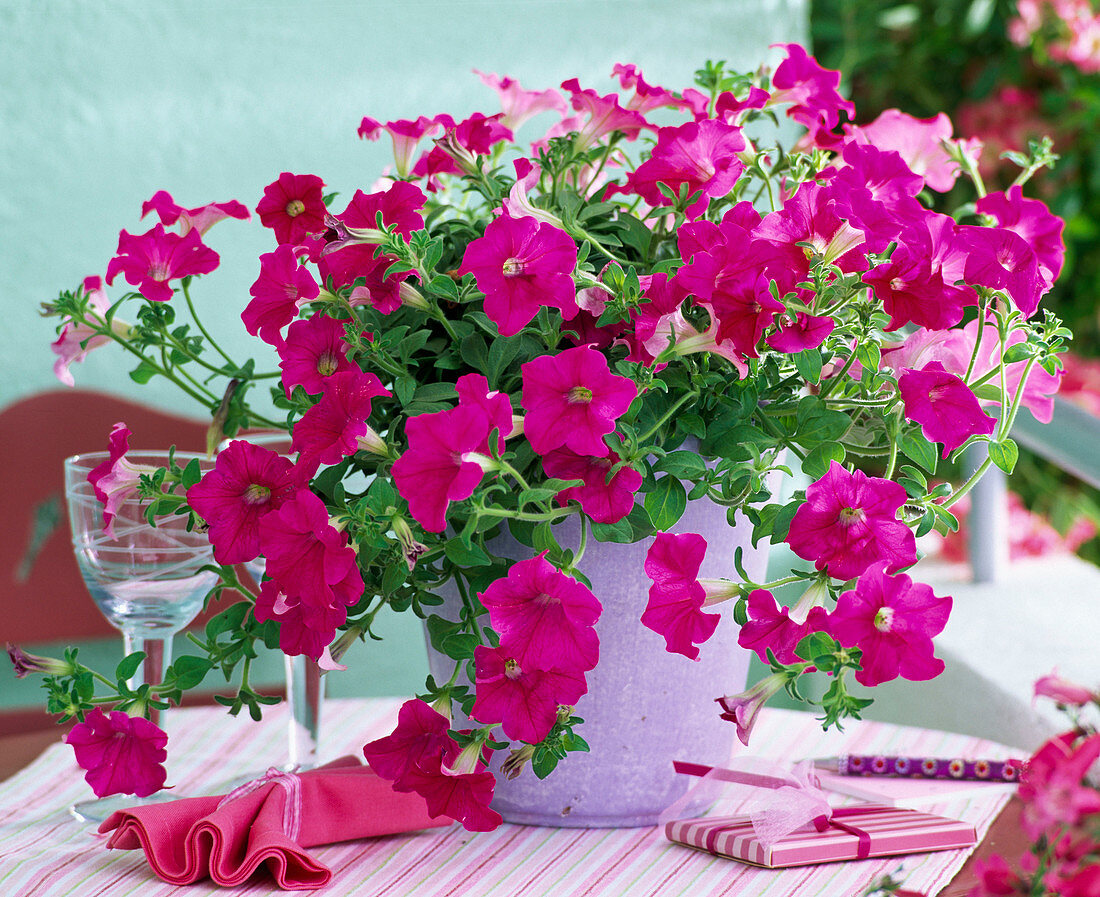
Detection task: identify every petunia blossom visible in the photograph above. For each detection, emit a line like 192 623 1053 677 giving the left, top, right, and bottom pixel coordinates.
460 212 578 337
641 532 724 661
65 707 168 797
520 345 637 458
470 644 587 743
141 189 250 236
765 313 834 354
541 447 642 524
845 110 959 192
737 589 830 665
977 185 1065 290
256 172 328 245
87 422 144 539
363 698 460 783
396 758 502 833
474 70 568 131
291 370 391 475
559 78 650 151
455 373 514 455
827 563 951 687
52 276 131 387
357 115 450 178
243 243 320 346
278 314 359 397
105 224 220 303
898 362 996 458
716 672 788 746
769 43 855 145
1018 730 1100 838
958 223 1046 318
478 553 601 672
786 461 917 582
1034 670 1097 706
186 440 298 565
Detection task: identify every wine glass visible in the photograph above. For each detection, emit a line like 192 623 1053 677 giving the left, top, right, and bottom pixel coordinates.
64 450 217 822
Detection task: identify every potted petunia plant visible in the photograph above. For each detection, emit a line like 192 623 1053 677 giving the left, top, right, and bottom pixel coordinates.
23 44 1071 830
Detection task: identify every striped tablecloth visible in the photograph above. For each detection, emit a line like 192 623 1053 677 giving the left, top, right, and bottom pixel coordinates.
0 698 1013 897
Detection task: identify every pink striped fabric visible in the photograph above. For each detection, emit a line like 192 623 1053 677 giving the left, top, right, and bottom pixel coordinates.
0 699 1013 897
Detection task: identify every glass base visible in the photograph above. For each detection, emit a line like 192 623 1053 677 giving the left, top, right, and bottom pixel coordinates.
69 791 176 824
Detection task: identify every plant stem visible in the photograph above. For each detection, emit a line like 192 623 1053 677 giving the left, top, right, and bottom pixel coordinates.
453 572 486 645
182 281 238 369
637 390 699 443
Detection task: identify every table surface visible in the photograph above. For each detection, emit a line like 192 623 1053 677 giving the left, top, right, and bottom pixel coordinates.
0 699 1023 897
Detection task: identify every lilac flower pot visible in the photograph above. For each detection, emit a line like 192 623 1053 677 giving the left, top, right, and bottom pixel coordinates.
426 497 770 828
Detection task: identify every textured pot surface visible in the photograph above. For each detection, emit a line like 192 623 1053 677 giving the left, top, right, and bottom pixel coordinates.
427 497 770 827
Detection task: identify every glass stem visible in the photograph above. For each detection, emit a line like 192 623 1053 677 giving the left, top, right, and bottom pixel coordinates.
122 632 173 728
285 654 323 770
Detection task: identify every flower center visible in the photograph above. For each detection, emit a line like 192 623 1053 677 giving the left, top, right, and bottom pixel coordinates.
873 606 895 632
316 350 339 377
242 483 272 506
838 506 865 527
568 385 594 404
501 257 526 277
285 199 306 218
504 658 522 680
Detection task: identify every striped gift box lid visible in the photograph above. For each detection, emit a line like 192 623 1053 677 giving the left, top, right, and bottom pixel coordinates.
665 803 977 868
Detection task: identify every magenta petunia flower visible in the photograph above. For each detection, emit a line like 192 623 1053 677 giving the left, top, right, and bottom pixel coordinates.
958 223 1045 318
243 244 320 347
786 461 917 582
541 447 642 524
455 373 514 454
186 440 298 565
1019 732 1100 839
278 314 359 397
291 370 391 474
977 186 1065 290
65 707 168 797
397 758 502 833
898 362 996 458
470 644 587 743
621 119 747 219
641 532 721 661
87 422 144 539
253 576 358 664
559 78 650 150
827 563 951 687
52 276 120 387
716 672 788 746
1033 670 1096 706
474 70 569 131
520 345 637 458
391 404 496 533
769 43 855 144
256 172 327 245
363 698 460 783
765 312 835 354
613 63 699 115
105 224 220 303
460 212 578 337
846 110 960 192
704 270 786 359
358 115 450 177
141 189 250 236
478 553 601 672
736 589 830 665
754 180 867 272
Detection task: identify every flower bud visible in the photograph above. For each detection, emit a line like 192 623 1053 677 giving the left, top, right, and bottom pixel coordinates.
6 643 76 679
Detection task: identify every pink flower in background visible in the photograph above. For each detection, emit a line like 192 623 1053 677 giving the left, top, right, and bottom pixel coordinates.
65 708 168 797
621 119 746 218
716 672 788 745
715 86 770 122
1034 670 1096 706
358 115 450 177
479 554 601 672
186 440 298 565
765 313 835 354
541 447 642 524
769 43 855 144
827 563 951 687
521 345 637 457
737 589 830 665
432 113 514 175
363 699 459 783
898 362 997 458
474 71 568 130
460 212 578 337
243 244 320 347
1019 731 1100 838
391 404 497 532
256 172 327 245
641 532 721 660
52 276 121 387
105 224 220 303
470 645 587 743
141 190 250 236
87 422 143 539
455 373 514 455
958 86 1050 182
291 370 391 473
846 109 959 192
786 461 917 582
559 78 650 150
977 186 1066 291
1059 352 1100 416
279 314 359 397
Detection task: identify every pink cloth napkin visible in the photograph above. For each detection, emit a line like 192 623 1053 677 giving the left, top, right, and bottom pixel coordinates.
98 756 450 890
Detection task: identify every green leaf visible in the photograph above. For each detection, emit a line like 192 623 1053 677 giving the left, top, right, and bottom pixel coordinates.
129 360 159 384
801 442 845 480
413 382 458 404
487 335 523 388
394 376 417 406
988 438 1019 474
590 516 634 543
654 451 707 480
1002 343 1032 364
645 475 687 531
899 430 938 474
169 655 213 690
854 341 880 375
460 333 490 373
532 746 559 779
181 458 203 490
793 349 823 384
441 633 480 661
425 614 461 654
771 499 801 542
115 652 146 683
427 274 459 299
793 396 851 446
444 539 491 567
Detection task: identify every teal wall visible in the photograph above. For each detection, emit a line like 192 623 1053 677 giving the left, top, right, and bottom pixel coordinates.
2 0 807 417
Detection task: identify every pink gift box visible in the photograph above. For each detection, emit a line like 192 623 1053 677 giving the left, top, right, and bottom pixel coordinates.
665 803 976 868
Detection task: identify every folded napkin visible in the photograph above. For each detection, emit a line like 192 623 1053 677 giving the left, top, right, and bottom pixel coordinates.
99 756 450 890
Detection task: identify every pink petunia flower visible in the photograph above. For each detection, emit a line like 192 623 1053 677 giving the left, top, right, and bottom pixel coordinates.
290 370 391 474
474 71 568 131
827 563 951 687
65 707 168 797
141 189 250 236
541 447 641 524
391 404 498 533
87 422 144 539
845 110 959 192
765 313 835 354
52 276 131 387
754 180 867 272
397 757 502 832
737 589 830 665
957 223 1046 318
278 314 359 397
520 345 637 458
253 576 358 665
460 212 578 337
976 186 1065 291
621 119 746 219
612 63 697 115
363 698 460 783
243 244 320 347
358 115 451 178
186 440 298 565
432 113 514 176
470 644 587 743
256 172 328 245
704 270 786 359
105 224 220 303
641 532 723 661
455 373 514 454
1019 731 1100 839
769 43 855 145
559 79 650 151
1034 670 1097 706
716 672 788 745
786 461 917 582
898 362 997 458
478 553 601 672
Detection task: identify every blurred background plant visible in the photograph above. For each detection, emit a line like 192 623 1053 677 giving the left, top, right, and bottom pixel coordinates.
812 0 1100 563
